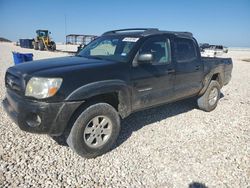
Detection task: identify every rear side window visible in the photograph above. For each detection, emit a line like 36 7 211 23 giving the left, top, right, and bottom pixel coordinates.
174 38 197 63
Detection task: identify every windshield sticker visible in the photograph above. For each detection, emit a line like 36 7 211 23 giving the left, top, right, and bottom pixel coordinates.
121 53 127 56
122 37 139 42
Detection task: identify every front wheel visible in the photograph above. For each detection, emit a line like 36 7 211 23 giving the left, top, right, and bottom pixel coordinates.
197 80 221 112
67 103 120 158
38 41 45 51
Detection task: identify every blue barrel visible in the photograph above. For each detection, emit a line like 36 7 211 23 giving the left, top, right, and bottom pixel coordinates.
12 52 33 65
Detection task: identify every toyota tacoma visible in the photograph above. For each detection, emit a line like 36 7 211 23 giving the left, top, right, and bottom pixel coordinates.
3 28 233 158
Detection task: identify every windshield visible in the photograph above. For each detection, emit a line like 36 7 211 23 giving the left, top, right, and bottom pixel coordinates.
77 36 140 62
37 30 48 37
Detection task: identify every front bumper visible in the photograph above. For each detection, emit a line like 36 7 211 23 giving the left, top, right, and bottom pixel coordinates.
2 89 83 135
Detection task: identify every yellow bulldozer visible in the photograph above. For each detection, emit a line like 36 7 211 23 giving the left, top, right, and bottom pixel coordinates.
33 30 56 51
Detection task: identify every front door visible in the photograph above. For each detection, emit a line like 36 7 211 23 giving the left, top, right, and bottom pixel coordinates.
131 36 175 110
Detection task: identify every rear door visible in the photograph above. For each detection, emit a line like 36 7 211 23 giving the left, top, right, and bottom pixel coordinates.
172 37 203 99
131 36 175 110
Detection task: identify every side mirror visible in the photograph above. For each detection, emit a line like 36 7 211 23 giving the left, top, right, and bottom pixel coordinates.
137 53 153 64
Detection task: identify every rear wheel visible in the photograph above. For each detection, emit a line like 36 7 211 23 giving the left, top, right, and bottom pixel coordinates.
197 80 221 112
50 41 56 51
67 103 120 158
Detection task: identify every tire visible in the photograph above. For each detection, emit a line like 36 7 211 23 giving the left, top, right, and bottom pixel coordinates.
67 103 120 158
33 42 38 50
38 41 45 51
50 41 56 51
197 80 221 112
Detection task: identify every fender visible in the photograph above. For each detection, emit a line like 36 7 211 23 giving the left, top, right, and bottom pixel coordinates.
198 66 224 96
66 79 132 118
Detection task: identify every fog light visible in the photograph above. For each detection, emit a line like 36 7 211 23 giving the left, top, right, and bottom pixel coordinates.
26 113 41 127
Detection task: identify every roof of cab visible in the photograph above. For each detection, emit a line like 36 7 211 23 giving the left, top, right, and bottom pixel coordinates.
102 28 193 38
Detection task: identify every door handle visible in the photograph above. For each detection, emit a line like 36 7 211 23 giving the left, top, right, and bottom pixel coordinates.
195 65 200 70
166 69 175 74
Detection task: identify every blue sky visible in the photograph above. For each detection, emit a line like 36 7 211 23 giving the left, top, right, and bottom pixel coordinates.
0 0 250 47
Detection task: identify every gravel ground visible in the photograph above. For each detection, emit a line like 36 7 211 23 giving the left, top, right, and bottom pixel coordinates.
0 42 249 187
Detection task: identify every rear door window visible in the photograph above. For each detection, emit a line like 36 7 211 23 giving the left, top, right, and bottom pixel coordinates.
174 38 197 63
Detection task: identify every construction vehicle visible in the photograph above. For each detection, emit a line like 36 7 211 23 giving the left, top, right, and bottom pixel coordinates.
33 30 56 51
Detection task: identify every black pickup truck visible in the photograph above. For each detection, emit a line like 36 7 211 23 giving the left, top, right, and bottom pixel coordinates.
3 28 232 158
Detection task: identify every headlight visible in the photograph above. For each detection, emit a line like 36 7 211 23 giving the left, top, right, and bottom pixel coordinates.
25 77 63 99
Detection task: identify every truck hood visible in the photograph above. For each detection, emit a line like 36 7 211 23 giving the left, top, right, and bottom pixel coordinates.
10 56 112 76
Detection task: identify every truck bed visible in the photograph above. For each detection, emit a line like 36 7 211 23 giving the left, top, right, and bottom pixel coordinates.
202 56 233 86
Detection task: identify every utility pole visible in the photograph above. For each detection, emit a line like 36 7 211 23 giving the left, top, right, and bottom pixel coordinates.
64 14 67 45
